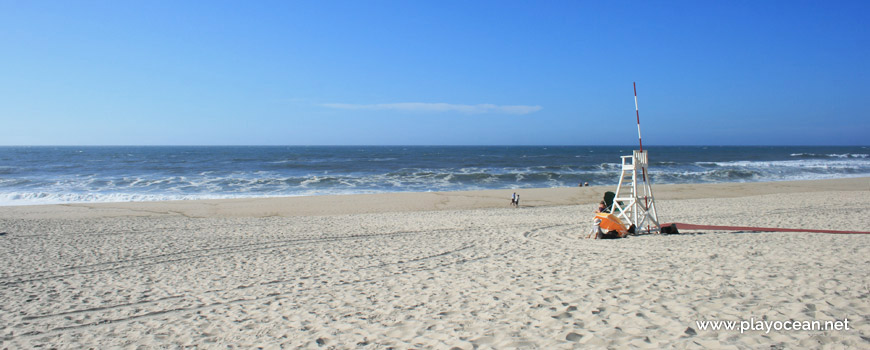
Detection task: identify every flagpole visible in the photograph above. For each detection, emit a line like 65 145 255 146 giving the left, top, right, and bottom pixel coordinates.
634 82 650 232
633 82 643 152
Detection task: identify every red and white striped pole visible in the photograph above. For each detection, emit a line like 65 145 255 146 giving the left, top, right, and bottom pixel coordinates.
633 82 647 183
634 82 650 234
633 82 643 152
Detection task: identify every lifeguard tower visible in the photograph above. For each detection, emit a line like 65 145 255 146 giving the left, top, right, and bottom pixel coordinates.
612 149 660 234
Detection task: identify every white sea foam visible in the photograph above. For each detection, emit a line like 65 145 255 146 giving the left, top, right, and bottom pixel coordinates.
0 192 239 206
789 153 868 158
695 158 870 170
0 190 383 206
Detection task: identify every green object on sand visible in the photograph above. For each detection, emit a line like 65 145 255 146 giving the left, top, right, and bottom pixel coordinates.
603 191 623 214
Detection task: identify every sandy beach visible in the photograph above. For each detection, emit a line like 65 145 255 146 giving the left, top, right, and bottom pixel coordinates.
1 177 868 348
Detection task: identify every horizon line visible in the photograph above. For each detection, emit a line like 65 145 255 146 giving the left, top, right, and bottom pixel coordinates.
0 144 867 148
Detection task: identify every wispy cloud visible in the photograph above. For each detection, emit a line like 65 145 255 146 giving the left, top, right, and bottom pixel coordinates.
321 102 542 115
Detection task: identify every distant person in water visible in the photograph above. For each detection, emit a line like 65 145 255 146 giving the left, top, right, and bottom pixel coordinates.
584 182 589 187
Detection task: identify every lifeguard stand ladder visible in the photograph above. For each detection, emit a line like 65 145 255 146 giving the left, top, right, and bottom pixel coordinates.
613 150 661 234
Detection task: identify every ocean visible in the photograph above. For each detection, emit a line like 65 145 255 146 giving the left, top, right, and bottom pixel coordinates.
0 146 867 205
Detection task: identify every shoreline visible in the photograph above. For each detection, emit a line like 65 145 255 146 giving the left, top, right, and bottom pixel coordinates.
1 177 867 219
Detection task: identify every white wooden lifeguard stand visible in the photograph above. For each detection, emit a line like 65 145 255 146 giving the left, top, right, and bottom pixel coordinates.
612 150 660 234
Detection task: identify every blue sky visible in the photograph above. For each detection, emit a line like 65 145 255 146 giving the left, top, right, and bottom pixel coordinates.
1 1 867 145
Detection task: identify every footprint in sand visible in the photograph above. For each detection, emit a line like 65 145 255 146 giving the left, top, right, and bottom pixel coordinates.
566 332 583 341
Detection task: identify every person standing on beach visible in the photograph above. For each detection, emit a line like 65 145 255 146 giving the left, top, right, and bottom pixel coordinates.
511 192 516 206
515 194 520 207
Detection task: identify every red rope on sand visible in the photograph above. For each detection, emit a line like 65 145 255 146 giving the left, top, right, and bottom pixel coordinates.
662 222 870 235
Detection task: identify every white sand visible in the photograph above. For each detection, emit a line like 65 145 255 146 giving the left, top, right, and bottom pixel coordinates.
1 178 868 348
